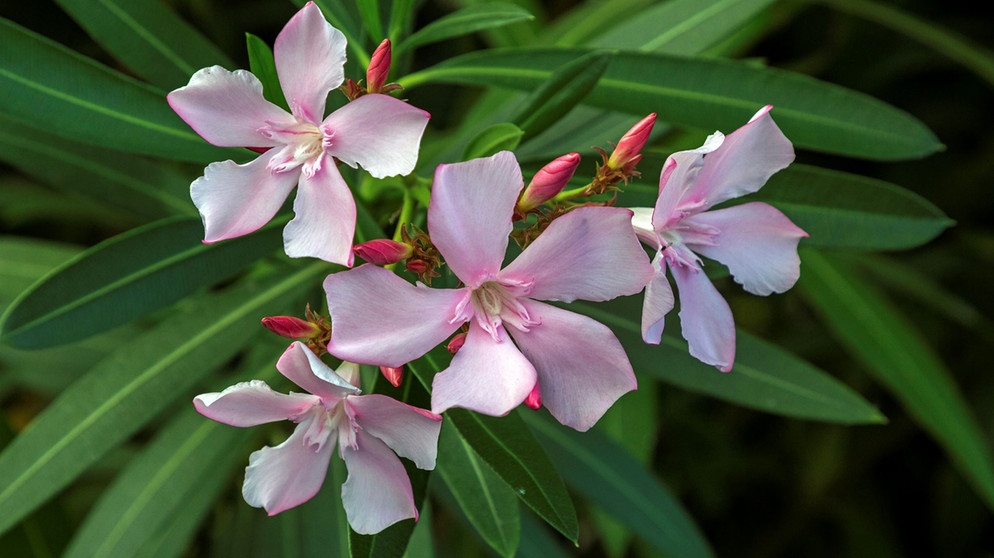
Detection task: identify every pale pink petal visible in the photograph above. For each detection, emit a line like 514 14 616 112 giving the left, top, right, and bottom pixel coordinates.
500 206 652 303
684 106 794 209
431 321 536 416
276 341 360 400
686 202 807 296
191 150 299 243
274 2 347 123
167 66 294 148
652 134 723 229
346 394 441 469
193 380 318 427
322 94 430 178
670 261 736 372
242 416 335 515
630 207 659 249
341 429 417 534
641 253 674 344
324 265 465 367
508 300 636 432
427 152 520 284
282 158 356 266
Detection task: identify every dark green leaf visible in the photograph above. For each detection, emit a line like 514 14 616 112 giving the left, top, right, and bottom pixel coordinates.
395 3 535 55
462 123 524 160
246 33 289 112
512 51 611 140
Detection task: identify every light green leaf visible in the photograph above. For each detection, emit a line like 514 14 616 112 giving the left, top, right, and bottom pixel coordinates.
401 47 943 160
0 17 232 163
0 216 285 349
462 123 524 160
356 0 385 40
387 0 417 44
52 0 234 89
395 3 535 56
799 249 994 511
246 33 288 112
524 413 714 558
512 50 611 140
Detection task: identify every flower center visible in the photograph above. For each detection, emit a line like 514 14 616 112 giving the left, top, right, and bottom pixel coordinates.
468 281 540 341
258 120 331 178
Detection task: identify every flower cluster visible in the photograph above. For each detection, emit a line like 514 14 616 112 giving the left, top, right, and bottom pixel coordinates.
172 1 805 536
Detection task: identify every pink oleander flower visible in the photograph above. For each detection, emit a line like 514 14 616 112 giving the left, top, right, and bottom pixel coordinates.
193 341 441 534
323 151 653 431
631 106 807 372
167 2 430 265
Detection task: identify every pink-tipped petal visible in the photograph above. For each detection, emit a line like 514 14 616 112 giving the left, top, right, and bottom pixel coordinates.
641 254 674 344
652 135 723 229
687 202 807 296
431 322 537 416
167 66 294 148
324 265 465 367
501 206 652 303
508 300 636 432
274 2 347 123
191 151 299 243
341 430 418 534
276 342 360 401
347 394 441 470
322 94 430 178
670 262 736 372
428 152 521 284
242 416 335 515
282 161 356 266
194 380 318 427
686 106 794 209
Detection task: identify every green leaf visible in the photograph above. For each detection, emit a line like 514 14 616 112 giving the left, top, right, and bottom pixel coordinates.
798 249 994 510
0 17 232 163
437 421 520 557
395 3 535 56
407 352 578 543
572 299 887 424
516 511 570 558
52 0 235 90
387 0 416 44
356 0 385 40
401 47 943 160
246 33 289 112
512 50 611 140
462 123 524 160
0 263 327 537
524 413 714 558
0 216 286 349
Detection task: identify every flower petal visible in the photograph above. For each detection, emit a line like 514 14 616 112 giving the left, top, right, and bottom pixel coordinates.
276 341 360 401
428 152 520 284
282 159 356 265
641 253 674 344
167 66 294 148
670 261 736 372
193 380 318 427
324 264 465 367
346 394 441 470
341 429 418 534
652 134 723 229
508 300 637 432
274 2 347 123
191 150 299 243
501 206 652 303
323 94 430 178
431 321 537 416
242 417 335 515
687 202 807 296
684 105 794 209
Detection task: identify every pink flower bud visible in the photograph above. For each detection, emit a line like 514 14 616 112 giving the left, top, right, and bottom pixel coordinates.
353 238 413 265
261 316 321 339
517 152 581 212
446 332 467 354
524 382 541 410
607 113 656 170
379 365 403 388
366 39 392 94
406 259 428 275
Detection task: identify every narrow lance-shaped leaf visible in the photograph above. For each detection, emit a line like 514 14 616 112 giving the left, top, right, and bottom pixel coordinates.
512 50 611 140
246 33 289 112
798 249 994 511
395 3 535 56
356 0 384 41
462 123 524 160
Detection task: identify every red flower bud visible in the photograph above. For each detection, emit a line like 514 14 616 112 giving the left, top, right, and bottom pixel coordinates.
607 113 656 170
261 316 321 339
353 238 413 265
447 332 467 354
366 39 392 94
379 365 403 388
406 259 429 275
517 152 581 212
524 382 541 410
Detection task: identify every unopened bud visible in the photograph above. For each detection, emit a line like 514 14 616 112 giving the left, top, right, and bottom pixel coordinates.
261 316 321 339
517 152 581 212
379 365 403 388
354 238 413 265
607 113 656 170
447 332 467 354
524 382 541 410
406 259 429 275
366 39 392 94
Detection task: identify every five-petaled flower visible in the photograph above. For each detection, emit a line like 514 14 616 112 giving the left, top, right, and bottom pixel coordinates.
168 2 430 265
323 151 653 431
631 106 807 372
193 341 442 534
